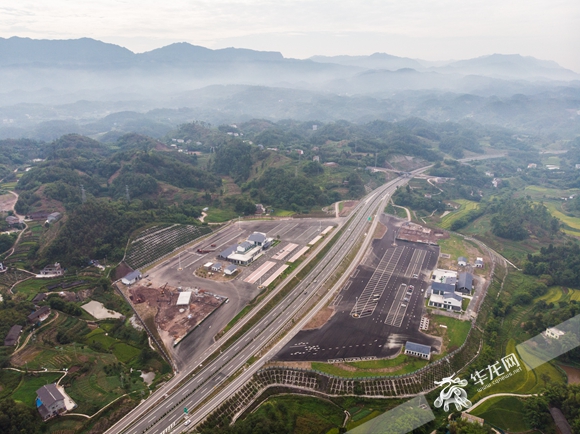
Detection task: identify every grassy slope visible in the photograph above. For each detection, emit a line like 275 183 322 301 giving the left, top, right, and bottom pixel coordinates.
439 199 480 229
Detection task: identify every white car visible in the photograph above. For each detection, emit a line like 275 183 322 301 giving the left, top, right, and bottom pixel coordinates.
184 419 191 426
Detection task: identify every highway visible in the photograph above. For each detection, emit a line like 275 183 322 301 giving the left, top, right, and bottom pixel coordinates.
107 170 417 434
108 156 503 434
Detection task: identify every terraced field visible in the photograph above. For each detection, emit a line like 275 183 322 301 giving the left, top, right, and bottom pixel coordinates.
439 199 480 229
4 222 43 268
125 224 211 269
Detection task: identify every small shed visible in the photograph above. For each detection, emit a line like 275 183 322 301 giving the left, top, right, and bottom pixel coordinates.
4 325 22 346
211 263 222 272
474 257 484 268
404 342 431 360
203 262 213 269
176 292 192 306
46 212 62 224
28 306 51 324
121 270 142 285
224 264 238 275
457 256 467 266
32 293 47 304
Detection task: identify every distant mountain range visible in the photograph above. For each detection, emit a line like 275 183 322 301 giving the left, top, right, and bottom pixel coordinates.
0 37 579 139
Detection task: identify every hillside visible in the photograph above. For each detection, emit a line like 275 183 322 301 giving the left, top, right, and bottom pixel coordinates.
1 117 523 269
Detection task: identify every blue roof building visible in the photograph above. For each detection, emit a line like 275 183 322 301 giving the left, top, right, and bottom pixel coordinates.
404 341 431 360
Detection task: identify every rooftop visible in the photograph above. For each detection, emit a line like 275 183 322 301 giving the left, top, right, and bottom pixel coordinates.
4 325 22 346
123 270 142 281
248 232 267 243
405 341 431 355
36 383 64 407
458 272 473 289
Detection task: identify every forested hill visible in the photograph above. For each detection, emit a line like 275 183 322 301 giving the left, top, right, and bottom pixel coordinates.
1 118 526 269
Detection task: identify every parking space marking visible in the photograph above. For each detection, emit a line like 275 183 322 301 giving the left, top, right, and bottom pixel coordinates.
350 246 405 318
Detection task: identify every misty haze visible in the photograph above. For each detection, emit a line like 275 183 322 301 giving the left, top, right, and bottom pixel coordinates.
0 2 579 434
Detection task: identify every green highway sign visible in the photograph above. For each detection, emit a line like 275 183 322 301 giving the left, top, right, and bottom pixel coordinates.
184 407 188 414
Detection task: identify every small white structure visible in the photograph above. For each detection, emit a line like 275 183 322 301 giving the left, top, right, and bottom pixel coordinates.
224 264 238 275
39 263 64 277
176 291 192 306
546 327 565 340
203 262 213 269
121 270 142 285
46 212 62 224
428 292 462 311
457 257 467 267
432 269 458 283
211 263 222 272
527 163 537 169
475 257 484 268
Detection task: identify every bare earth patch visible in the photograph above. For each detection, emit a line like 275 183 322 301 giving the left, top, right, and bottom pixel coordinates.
0 193 17 213
373 221 387 239
81 300 123 319
339 201 359 217
302 307 335 330
560 365 580 384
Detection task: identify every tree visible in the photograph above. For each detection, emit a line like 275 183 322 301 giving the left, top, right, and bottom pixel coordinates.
0 399 41 434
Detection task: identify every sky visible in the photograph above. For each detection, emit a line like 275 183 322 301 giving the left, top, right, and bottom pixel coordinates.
1 0 579 72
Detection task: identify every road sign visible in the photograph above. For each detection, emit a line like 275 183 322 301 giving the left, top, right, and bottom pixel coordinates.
184 407 188 414
368 216 372 221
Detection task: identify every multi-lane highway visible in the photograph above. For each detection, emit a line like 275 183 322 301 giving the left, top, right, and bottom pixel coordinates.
108 156 504 434
107 170 417 434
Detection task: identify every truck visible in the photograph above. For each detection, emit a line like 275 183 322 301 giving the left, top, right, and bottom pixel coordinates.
197 248 215 254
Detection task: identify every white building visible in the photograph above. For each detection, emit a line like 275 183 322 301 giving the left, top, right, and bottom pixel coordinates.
458 257 467 267
224 264 238 275
428 292 463 311
546 327 565 340
121 270 142 285
475 257 484 268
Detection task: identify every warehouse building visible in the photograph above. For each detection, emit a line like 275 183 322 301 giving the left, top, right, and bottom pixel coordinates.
404 342 431 360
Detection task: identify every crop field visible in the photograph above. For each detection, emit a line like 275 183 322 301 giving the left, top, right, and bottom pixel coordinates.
0 369 24 399
11 372 63 407
542 202 580 235
5 222 43 268
523 185 580 201
85 328 119 349
0 269 32 293
205 208 238 222
112 343 141 363
471 396 531 432
125 223 212 269
439 199 479 229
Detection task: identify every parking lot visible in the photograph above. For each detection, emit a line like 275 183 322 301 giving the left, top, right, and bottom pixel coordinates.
275 215 442 363
143 217 340 367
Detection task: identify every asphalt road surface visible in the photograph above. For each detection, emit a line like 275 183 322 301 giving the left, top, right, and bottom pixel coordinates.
274 214 440 362
107 171 417 434
144 218 340 368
